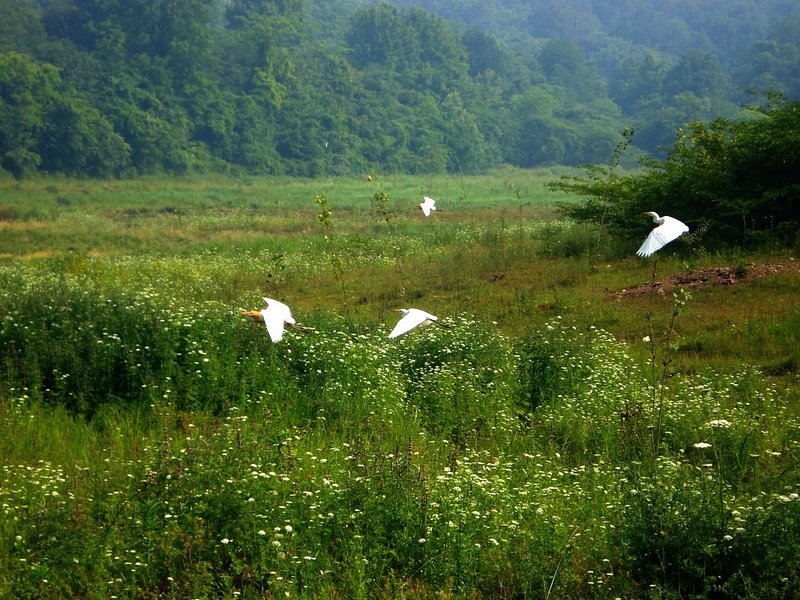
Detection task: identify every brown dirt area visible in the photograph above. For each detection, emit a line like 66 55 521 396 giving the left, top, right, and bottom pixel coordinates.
610 261 800 297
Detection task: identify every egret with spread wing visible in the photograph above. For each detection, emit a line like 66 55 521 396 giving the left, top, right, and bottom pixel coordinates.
388 308 444 339
636 212 689 257
419 196 437 217
243 297 302 342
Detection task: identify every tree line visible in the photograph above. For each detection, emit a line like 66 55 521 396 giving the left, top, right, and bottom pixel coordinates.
1 0 798 178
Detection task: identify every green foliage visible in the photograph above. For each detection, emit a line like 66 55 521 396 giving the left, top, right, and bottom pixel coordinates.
555 95 800 250
0 275 287 417
620 458 800 599
0 241 799 598
392 316 519 445
2 0 795 177
0 52 59 176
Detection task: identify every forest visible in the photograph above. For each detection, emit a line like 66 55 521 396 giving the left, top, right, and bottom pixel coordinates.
1 0 799 178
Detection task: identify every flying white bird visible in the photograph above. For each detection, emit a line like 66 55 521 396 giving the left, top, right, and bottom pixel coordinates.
388 308 444 338
636 212 689 257
419 196 437 217
243 297 302 342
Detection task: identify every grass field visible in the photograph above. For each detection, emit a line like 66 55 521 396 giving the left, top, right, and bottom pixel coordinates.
1 169 799 598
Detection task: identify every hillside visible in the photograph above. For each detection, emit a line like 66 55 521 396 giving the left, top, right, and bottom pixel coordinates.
372 0 797 67
1 0 798 177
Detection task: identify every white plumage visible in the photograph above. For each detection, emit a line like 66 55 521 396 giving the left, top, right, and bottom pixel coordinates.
245 297 297 342
419 196 437 217
636 212 689 257
388 308 439 339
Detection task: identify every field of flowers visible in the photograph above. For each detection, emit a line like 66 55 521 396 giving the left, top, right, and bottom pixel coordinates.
1 173 799 598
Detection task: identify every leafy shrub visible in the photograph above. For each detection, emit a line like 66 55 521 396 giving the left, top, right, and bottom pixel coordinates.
0 272 296 416
554 95 800 251
390 315 519 446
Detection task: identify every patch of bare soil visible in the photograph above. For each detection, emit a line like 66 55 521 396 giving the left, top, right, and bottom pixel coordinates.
610 261 800 297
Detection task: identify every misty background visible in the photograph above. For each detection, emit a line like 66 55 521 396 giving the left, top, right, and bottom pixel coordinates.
1 0 798 177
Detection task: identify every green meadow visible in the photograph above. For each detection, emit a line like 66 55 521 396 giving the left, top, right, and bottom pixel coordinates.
1 169 799 599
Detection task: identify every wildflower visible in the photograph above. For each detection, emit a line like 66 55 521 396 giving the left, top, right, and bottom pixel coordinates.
221 538 231 544
707 419 732 429
693 442 712 449
642 336 651 343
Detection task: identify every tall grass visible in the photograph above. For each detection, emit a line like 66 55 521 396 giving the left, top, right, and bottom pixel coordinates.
1 171 799 598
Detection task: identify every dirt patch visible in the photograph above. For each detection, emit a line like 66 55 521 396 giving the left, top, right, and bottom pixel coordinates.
610 261 800 297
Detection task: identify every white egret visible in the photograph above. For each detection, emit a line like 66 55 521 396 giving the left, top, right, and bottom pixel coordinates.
636 212 689 257
419 196 437 217
388 308 444 338
243 297 302 342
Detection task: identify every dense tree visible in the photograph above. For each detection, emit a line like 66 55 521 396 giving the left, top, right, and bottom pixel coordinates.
609 51 672 113
226 0 305 26
0 52 59 176
0 51 129 177
346 4 469 98
663 49 731 101
0 0 45 53
439 91 492 172
0 0 797 177
461 29 508 78
38 93 130 177
733 40 800 100
539 39 605 102
525 0 600 40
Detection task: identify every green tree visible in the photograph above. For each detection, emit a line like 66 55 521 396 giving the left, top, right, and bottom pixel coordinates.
504 85 566 166
276 50 363 176
733 40 800 100
230 94 283 173
555 95 800 250
663 49 731 102
38 93 130 177
631 92 712 155
0 0 44 53
440 91 492 173
461 29 508 77
225 0 304 26
539 39 604 102
0 52 60 176
346 4 468 98
609 51 672 113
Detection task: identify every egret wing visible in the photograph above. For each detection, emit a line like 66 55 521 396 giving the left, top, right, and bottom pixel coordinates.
261 297 295 342
388 309 436 338
637 217 688 257
420 196 436 217
261 309 285 342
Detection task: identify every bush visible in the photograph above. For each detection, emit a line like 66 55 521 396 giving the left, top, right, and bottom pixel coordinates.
554 95 800 251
